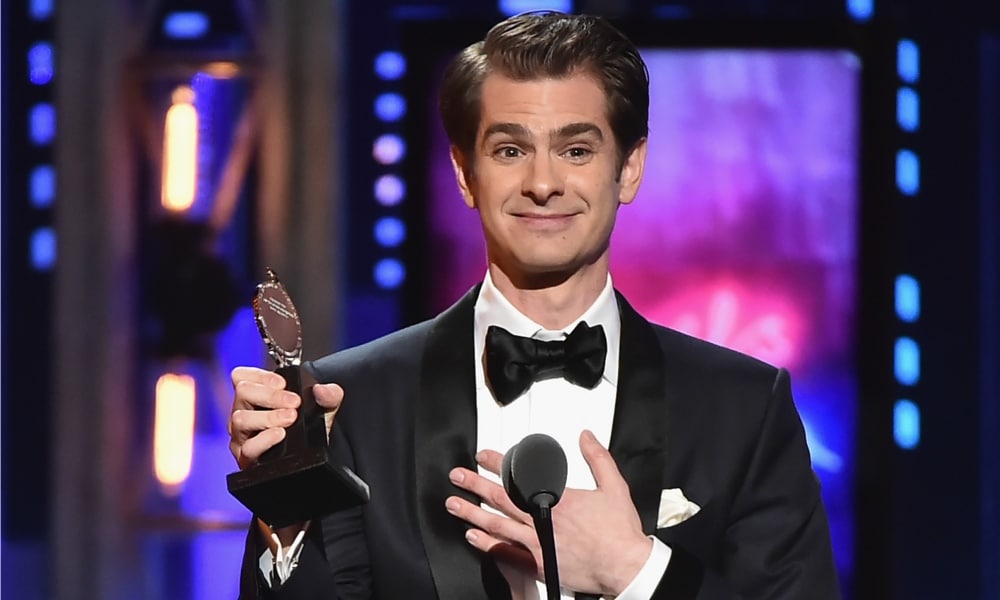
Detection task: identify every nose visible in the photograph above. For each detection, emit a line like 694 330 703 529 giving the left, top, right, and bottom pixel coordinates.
522 153 564 204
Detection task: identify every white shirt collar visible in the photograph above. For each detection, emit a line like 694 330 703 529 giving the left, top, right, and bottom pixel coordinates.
473 270 621 387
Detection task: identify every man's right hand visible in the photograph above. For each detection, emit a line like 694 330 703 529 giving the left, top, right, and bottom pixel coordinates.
228 366 344 470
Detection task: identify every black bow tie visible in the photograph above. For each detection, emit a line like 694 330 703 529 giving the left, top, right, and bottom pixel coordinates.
485 322 607 406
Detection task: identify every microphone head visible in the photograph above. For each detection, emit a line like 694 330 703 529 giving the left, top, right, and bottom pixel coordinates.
502 433 568 514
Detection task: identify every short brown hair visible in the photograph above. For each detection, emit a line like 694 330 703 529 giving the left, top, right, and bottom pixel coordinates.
438 12 649 171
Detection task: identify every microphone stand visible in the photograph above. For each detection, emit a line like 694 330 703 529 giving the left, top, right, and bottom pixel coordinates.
502 433 567 600
532 493 561 600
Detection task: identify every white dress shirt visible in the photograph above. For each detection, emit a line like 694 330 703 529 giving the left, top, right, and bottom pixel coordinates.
474 272 671 600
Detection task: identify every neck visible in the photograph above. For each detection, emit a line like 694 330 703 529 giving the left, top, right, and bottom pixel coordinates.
488 261 609 330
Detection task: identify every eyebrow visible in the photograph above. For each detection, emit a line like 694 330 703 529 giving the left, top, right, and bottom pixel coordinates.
481 122 531 141
480 122 605 144
551 122 604 143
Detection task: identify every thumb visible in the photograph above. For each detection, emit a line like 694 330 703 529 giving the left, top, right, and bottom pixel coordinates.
312 382 345 411
312 383 344 437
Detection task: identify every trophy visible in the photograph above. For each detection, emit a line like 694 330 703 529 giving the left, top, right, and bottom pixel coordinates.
226 268 370 528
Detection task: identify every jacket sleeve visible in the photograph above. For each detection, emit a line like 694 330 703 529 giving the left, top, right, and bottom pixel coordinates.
652 368 841 600
238 427 373 599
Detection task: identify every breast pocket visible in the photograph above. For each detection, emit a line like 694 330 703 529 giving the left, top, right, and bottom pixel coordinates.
655 498 721 561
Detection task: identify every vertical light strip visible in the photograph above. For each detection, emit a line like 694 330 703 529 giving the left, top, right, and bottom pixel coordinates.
27 25 56 279
162 86 199 212
154 373 196 492
372 51 408 291
12 0 57 550
895 38 922 451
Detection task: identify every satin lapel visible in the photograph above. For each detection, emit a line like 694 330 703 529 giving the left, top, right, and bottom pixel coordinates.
414 286 492 599
609 292 669 534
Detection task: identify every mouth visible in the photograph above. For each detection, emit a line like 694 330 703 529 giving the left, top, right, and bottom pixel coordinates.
510 212 578 231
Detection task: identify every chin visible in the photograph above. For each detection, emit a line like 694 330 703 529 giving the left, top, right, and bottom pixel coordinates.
515 254 576 273
509 260 581 287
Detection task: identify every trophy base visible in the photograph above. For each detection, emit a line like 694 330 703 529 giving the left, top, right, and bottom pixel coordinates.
226 445 370 528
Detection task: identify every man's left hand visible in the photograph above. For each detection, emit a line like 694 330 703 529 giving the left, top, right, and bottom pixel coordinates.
445 429 653 596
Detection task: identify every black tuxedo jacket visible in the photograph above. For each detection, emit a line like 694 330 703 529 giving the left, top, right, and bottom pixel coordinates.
240 288 840 599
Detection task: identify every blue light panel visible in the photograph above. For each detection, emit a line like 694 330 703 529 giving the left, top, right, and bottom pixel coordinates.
894 337 921 386
374 51 406 81
374 217 406 248
374 258 405 290
30 227 57 271
30 103 56 146
499 0 573 16
30 165 56 208
894 399 921 449
898 39 920 83
30 0 53 20
897 87 920 132
28 42 54 85
374 93 407 123
163 11 210 40
895 274 921 323
896 149 920 196
846 0 873 22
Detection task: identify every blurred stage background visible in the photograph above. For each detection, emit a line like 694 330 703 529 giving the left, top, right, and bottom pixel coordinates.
2 0 998 598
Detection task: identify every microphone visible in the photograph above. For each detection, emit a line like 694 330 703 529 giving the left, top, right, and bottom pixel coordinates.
502 434 567 600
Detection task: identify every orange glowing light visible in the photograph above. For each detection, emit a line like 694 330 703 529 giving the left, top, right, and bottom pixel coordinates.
153 373 196 491
161 86 198 212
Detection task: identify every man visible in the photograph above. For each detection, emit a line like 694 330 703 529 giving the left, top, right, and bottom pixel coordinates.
228 11 840 599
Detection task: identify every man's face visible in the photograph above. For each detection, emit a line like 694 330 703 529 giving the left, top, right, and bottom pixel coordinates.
451 72 646 285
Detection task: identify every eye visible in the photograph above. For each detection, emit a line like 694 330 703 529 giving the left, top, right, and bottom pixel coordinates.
493 145 523 159
564 146 593 161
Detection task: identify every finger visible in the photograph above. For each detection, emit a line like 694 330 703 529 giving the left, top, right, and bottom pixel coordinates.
234 426 287 468
468 532 539 575
580 429 628 495
233 380 301 411
229 407 298 444
231 366 286 390
465 529 539 576
449 467 528 521
445 495 535 548
475 449 504 476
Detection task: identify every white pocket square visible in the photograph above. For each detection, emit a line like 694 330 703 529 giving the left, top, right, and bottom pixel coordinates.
657 488 701 528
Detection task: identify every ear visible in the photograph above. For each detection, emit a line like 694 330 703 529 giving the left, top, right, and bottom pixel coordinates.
449 146 476 209
617 138 647 206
